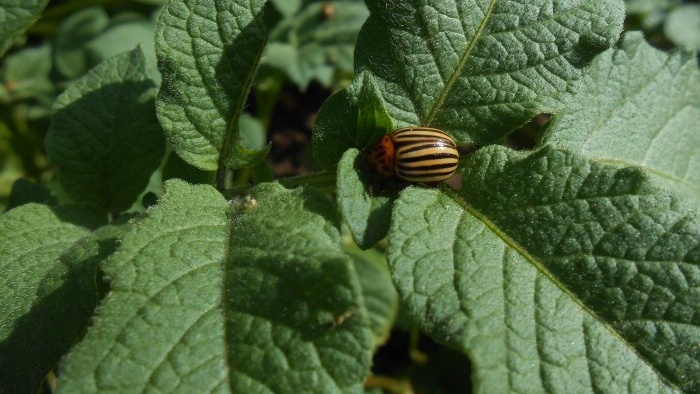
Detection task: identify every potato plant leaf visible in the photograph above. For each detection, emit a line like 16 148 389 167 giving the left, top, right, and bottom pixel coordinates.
345 244 398 346
57 180 373 393
541 32 700 210
313 0 625 170
664 4 700 50
2 44 53 101
6 178 54 210
53 7 110 79
46 47 164 213
337 148 396 249
155 0 269 171
388 145 699 393
263 0 369 89
87 19 159 83
0 204 107 394
0 0 49 56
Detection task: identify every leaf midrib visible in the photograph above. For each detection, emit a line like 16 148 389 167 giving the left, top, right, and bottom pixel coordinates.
218 10 267 170
442 187 682 392
425 0 497 126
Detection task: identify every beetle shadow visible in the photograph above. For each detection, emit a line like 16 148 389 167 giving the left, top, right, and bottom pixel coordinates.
352 151 403 249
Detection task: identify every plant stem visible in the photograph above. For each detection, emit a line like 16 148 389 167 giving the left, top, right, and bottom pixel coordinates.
409 326 428 364
365 375 414 394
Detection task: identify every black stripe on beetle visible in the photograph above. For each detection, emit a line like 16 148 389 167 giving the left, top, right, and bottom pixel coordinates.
369 127 459 183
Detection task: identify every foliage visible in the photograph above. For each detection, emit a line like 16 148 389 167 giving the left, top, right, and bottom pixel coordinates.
0 0 698 393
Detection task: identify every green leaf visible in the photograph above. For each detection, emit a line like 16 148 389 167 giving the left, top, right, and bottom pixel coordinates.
337 148 398 249
0 203 107 393
2 43 53 100
334 74 399 248
238 113 267 151
6 178 54 210
664 4 700 50
53 7 110 80
313 71 392 170
133 0 169 4
263 0 369 89
313 0 625 171
541 32 700 209
0 0 49 57
57 180 373 393
388 145 699 393
345 243 398 346
162 150 216 185
626 0 681 29
86 18 159 83
269 0 301 17
155 0 268 171
46 47 165 213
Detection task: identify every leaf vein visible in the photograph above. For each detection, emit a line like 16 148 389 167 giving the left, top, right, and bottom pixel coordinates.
425 0 498 125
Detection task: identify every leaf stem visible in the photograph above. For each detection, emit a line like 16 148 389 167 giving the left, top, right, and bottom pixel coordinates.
216 166 233 192
365 375 414 394
409 326 428 364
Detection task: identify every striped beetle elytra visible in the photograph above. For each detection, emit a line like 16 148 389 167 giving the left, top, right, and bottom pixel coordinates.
369 127 459 183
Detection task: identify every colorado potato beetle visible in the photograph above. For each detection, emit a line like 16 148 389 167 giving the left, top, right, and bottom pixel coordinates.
369 127 459 183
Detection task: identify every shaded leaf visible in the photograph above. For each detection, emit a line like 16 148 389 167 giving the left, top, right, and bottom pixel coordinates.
53 7 109 79
162 150 216 185
57 180 373 393
264 0 369 89
2 44 53 100
345 243 398 346
388 145 698 393
46 47 165 213
541 32 700 209
0 204 107 393
0 0 49 56
6 178 54 210
337 148 397 249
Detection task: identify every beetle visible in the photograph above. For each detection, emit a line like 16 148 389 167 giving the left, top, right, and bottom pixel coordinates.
369 127 459 183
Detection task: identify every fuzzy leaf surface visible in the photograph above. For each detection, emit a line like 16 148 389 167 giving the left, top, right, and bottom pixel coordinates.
388 146 699 393
57 180 372 393
46 47 164 213
155 0 268 170
313 0 625 170
0 0 49 56
0 204 106 394
542 32 700 209
345 245 398 346
337 148 396 249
